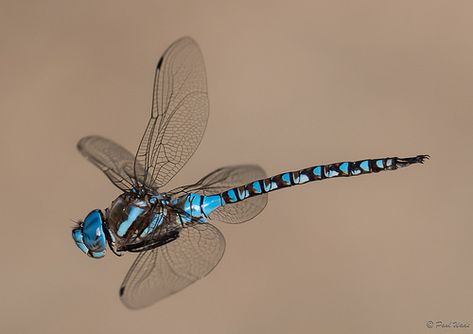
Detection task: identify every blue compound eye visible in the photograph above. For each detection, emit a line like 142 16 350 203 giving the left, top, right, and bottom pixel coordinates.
72 209 107 259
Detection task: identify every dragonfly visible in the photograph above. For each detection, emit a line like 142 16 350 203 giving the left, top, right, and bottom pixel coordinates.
72 37 429 309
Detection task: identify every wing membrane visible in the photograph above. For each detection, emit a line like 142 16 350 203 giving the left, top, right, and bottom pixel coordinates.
119 223 225 309
77 136 145 191
135 37 209 190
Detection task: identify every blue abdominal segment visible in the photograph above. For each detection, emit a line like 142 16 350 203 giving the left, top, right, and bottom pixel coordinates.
376 159 384 169
339 162 349 174
226 189 238 202
298 173 310 184
281 173 291 185
325 169 339 178
179 193 224 222
313 166 322 178
202 195 224 217
360 160 370 172
252 181 262 193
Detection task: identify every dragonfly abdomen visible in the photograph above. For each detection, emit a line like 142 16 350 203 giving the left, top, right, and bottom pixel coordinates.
219 155 429 205
178 155 428 221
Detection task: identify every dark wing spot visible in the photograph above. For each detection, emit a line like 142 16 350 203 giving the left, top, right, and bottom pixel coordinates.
156 56 164 70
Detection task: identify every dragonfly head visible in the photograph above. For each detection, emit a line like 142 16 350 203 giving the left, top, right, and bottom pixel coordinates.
72 209 107 259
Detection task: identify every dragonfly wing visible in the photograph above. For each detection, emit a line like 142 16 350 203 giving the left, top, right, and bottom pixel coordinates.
171 165 268 224
77 136 145 191
119 222 225 309
135 37 209 190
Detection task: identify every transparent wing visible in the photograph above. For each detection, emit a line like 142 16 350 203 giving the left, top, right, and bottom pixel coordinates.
135 37 209 190
170 165 268 224
77 136 145 191
119 223 225 309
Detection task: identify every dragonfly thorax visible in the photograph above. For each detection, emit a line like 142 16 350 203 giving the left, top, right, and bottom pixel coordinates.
106 193 173 253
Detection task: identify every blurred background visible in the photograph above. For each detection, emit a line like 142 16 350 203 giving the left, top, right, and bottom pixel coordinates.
1 0 472 333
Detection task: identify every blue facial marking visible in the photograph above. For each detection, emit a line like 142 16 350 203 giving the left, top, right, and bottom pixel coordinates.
313 166 322 177
252 181 262 193
90 250 106 259
281 173 291 185
376 159 384 169
117 206 145 237
339 162 349 174
270 181 278 191
299 173 309 184
360 160 370 172
72 228 89 254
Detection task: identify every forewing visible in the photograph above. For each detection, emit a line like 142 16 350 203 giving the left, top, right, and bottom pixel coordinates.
171 165 268 224
135 37 209 190
77 136 145 191
119 223 225 309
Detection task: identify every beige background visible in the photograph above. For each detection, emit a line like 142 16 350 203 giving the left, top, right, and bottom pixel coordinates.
1 0 472 333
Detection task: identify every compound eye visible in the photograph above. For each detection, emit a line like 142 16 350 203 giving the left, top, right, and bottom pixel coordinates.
82 210 107 254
